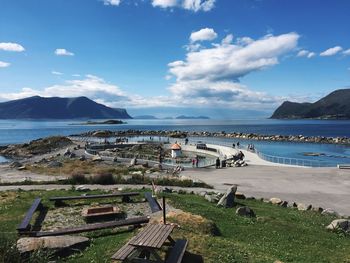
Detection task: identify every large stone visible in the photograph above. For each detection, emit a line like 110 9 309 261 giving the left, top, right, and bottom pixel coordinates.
326 219 350 232
297 203 312 211
321 208 339 217
92 155 102 162
205 194 219 203
236 206 256 217
217 185 237 208
17 236 90 255
10 161 23 168
130 157 137 166
269 197 282 205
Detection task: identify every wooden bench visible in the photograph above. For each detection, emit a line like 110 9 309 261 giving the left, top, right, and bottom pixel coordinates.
338 164 350 169
35 216 149 237
49 192 140 205
165 239 188 263
111 242 136 261
144 192 162 213
17 198 43 233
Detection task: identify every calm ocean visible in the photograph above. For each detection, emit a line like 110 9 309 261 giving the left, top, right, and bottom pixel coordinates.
0 119 349 166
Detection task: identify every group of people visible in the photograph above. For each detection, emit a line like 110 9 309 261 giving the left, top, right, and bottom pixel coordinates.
232 141 240 148
192 156 200 167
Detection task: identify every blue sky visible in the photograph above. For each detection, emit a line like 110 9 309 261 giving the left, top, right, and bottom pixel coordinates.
0 0 350 118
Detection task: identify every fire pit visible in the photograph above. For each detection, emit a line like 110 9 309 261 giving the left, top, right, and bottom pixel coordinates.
82 206 125 222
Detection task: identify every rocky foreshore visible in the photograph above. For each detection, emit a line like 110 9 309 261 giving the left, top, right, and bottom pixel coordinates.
71 129 350 145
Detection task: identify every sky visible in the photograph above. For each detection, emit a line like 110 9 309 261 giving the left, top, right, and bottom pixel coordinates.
0 0 350 118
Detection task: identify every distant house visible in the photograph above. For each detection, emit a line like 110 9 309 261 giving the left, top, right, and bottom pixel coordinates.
171 143 182 158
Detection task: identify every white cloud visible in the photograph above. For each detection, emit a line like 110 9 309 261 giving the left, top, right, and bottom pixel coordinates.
0 42 25 52
165 31 300 109
190 28 217 43
151 0 215 12
297 49 315 58
320 46 343 56
169 32 299 82
221 34 233 45
103 0 121 5
51 71 63 75
55 48 74 56
343 49 350 56
152 0 178 8
0 61 10 68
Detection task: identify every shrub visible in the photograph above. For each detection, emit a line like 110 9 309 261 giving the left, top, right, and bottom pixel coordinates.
69 173 88 184
91 173 116 185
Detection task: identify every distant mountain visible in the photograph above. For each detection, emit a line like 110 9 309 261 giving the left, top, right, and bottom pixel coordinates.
0 96 132 119
133 115 158 119
271 89 350 119
175 115 210 119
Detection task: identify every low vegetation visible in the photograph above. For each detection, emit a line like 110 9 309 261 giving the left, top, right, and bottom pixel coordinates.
0 190 349 263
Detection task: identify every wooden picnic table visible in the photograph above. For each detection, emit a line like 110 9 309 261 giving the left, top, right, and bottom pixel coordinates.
112 223 188 263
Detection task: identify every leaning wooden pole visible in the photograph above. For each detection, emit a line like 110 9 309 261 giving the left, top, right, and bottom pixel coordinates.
162 196 166 225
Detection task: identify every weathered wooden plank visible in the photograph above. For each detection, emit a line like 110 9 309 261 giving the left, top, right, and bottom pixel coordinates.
144 192 162 213
49 192 139 201
35 216 149 237
111 243 136 260
17 198 42 232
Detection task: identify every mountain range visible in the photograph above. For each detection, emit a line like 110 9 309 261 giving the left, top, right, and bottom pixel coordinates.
0 96 131 119
271 89 350 119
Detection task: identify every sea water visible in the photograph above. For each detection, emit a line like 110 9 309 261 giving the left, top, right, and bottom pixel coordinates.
0 119 349 166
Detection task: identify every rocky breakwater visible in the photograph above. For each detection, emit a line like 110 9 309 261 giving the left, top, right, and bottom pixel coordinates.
72 129 350 145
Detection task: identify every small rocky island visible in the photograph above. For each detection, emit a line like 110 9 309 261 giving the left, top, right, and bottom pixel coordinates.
72 120 126 125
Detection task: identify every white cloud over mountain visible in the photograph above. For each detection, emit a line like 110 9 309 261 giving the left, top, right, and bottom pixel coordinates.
55 48 74 56
320 46 343 56
0 42 25 52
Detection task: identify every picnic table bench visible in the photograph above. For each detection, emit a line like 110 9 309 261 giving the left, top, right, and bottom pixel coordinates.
112 224 188 263
49 192 139 205
17 198 44 233
144 192 162 213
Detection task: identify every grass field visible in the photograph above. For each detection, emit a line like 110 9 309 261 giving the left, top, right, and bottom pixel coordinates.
0 189 349 263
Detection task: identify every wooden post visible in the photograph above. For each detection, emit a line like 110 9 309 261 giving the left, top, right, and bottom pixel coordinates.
162 196 166 225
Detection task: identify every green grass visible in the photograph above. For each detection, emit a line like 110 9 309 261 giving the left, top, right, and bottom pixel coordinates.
0 190 349 263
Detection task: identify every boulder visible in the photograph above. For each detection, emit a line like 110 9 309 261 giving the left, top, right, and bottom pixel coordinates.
63 148 71 156
321 208 339 217
130 157 137 166
17 236 90 255
92 155 102 162
205 194 219 203
236 206 256 217
311 207 324 213
297 203 312 211
76 185 90 192
279 201 288 208
217 185 237 208
269 197 282 205
9 161 23 168
326 219 350 232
